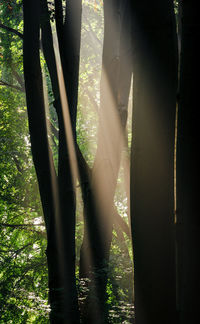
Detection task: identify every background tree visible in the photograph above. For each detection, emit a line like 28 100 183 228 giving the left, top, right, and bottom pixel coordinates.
79 0 133 322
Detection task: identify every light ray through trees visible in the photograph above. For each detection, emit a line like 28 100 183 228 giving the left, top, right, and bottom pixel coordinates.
51 1 133 320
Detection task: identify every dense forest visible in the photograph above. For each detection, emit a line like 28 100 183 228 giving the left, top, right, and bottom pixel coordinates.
0 0 199 323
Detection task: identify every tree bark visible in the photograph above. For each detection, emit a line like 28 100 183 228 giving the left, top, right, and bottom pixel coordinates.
23 1 81 322
130 1 178 323
176 1 200 323
23 0 61 321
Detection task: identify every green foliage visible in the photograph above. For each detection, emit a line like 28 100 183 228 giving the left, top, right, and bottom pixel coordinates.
174 0 179 15
0 3 49 321
0 85 48 320
0 0 23 79
0 85 49 322
77 0 103 166
0 202 49 323
107 244 134 323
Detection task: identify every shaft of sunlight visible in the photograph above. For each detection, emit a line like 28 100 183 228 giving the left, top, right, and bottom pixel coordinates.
78 0 132 280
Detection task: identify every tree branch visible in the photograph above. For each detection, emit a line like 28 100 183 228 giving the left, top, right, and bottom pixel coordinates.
12 68 25 90
0 22 23 39
50 121 59 139
0 222 45 228
0 79 24 92
113 209 131 238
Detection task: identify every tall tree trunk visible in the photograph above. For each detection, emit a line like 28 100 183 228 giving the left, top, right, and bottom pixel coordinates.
130 1 178 323
176 1 200 323
23 1 81 322
54 1 82 322
79 1 132 322
23 0 61 321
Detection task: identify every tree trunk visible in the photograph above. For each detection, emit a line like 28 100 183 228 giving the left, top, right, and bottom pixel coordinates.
130 1 178 323
23 0 61 321
23 1 81 322
176 1 200 323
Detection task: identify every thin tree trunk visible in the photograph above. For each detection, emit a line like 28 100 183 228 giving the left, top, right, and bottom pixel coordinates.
130 1 178 323
23 0 61 321
54 1 82 322
176 1 200 323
